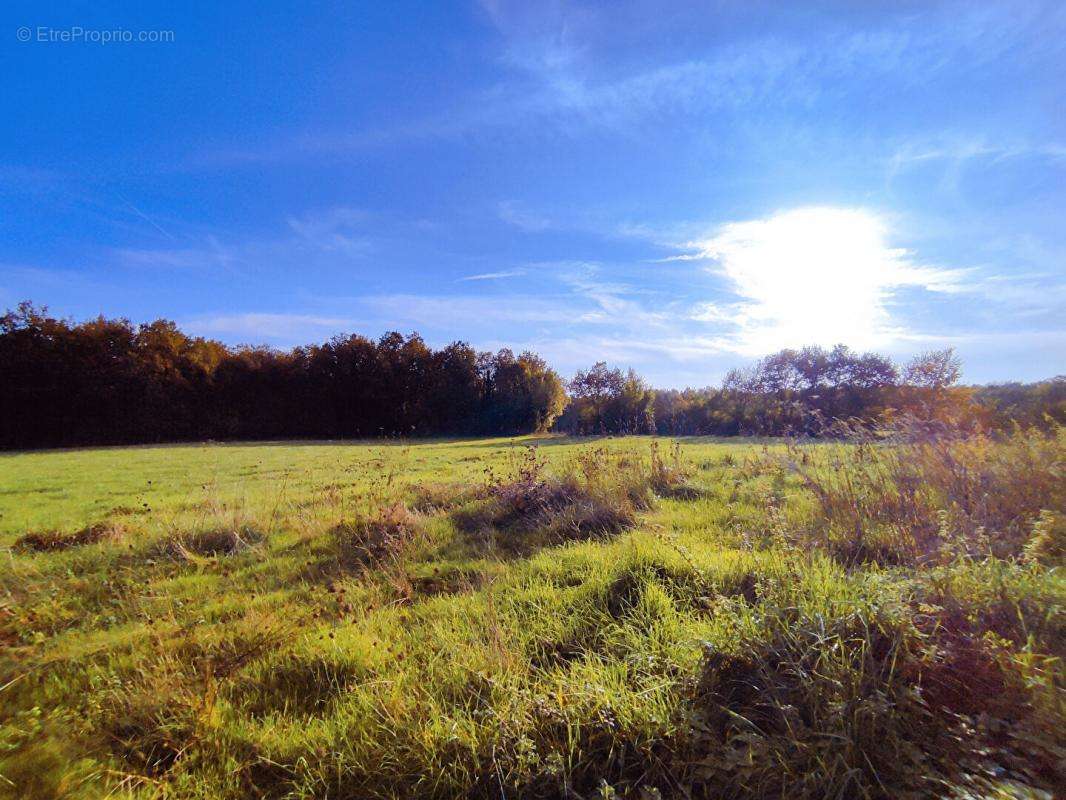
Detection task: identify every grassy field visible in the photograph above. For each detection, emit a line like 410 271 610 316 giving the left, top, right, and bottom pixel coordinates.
1 433 1063 799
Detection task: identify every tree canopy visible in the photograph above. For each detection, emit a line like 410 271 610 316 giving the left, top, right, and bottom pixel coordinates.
0 303 567 449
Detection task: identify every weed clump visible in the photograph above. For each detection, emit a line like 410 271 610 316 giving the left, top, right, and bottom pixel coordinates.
689 604 1064 799
451 443 706 554
175 615 293 679
14 521 123 552
690 612 935 798
108 703 195 778
101 660 211 780
158 525 265 559
233 652 365 718
453 446 655 553
1023 509 1066 566
649 440 704 499
329 501 422 569
409 567 486 597
410 482 479 513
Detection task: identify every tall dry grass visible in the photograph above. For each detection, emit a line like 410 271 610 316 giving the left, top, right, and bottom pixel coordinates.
780 422 1065 565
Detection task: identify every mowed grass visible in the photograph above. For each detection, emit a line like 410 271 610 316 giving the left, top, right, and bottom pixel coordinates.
0 434 1063 799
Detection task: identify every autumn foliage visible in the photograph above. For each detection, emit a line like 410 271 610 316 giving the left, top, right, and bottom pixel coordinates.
2 302 1061 448
0 302 567 449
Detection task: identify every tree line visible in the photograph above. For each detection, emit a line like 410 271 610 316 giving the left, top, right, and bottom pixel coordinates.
557 345 1065 436
1 303 1061 449
0 303 566 449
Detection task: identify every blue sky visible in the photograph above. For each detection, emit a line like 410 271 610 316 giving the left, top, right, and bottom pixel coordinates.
2 0 1064 387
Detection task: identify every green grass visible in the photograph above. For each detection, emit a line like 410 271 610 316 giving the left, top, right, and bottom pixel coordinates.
1 434 1062 799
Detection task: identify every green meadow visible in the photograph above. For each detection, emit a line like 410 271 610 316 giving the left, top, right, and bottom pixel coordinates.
1 434 1063 799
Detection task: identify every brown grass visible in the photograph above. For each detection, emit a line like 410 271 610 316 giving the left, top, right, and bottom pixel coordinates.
451 445 660 554
329 501 422 570
14 521 124 552
155 525 266 560
649 439 703 499
781 424 1065 565
409 482 480 513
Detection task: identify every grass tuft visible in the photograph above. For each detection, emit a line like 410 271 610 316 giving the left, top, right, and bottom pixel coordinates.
14 521 124 551
329 501 422 570
157 525 265 559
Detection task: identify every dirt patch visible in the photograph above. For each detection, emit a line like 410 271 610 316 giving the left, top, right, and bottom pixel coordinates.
15 522 124 552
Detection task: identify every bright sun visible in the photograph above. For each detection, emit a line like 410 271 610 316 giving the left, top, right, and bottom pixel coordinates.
689 207 960 354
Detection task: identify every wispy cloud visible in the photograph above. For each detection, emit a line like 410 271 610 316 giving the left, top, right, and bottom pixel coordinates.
361 293 578 327
287 207 373 255
191 2 1060 167
108 205 381 276
497 201 552 232
187 312 358 343
112 242 236 270
0 264 107 294
458 269 526 281
559 269 676 327
116 195 177 241
474 1 1063 138
886 138 1066 190
958 273 1066 321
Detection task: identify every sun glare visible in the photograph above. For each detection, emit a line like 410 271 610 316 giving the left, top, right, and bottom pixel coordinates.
694 207 956 354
